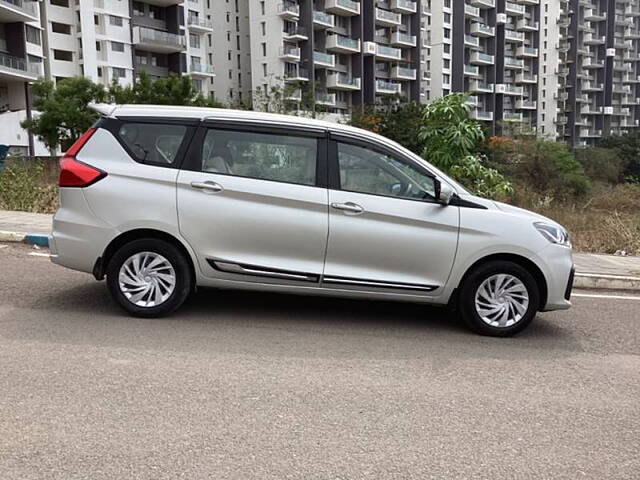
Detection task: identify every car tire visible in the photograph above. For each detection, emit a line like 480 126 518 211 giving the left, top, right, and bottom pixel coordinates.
458 261 540 337
106 238 192 318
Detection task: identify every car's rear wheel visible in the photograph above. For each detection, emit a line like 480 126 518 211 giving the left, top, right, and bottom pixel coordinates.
458 261 540 337
106 238 192 317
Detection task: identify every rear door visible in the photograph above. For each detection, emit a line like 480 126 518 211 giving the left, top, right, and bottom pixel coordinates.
177 122 329 285
322 134 460 295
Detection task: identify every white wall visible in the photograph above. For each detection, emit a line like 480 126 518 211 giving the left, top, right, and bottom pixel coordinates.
0 110 49 156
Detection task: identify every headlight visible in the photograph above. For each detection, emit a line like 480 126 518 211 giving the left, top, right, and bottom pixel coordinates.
534 222 571 248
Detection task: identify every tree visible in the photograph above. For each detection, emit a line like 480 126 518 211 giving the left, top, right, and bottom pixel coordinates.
575 147 626 185
419 93 512 197
21 77 106 152
599 132 640 182
350 98 425 155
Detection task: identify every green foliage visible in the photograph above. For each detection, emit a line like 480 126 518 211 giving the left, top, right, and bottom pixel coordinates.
418 93 485 170
107 71 224 107
418 93 512 198
21 77 106 151
0 162 58 213
487 138 590 198
575 147 627 184
599 132 640 181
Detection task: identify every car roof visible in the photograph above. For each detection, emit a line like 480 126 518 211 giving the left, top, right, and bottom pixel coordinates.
91 103 372 137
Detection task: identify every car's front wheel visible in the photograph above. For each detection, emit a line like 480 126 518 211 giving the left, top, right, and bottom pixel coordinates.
458 260 540 337
106 238 192 317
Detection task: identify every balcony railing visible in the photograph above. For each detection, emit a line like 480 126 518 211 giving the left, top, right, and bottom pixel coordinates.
315 92 337 105
313 50 335 67
328 72 361 89
188 15 213 30
377 44 402 60
0 0 37 17
190 63 215 75
0 51 39 77
375 7 401 25
313 10 335 27
135 27 186 48
376 79 402 94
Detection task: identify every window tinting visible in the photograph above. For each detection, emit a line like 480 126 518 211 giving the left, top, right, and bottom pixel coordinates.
201 129 317 186
118 123 187 165
337 143 435 201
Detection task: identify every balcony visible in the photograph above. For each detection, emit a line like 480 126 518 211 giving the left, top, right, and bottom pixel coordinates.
313 10 335 28
375 7 402 27
464 35 480 48
462 64 480 77
583 33 606 45
391 31 417 47
470 23 495 37
376 79 402 95
505 29 525 42
497 83 524 95
391 66 417 80
188 15 213 33
470 110 494 121
313 50 335 68
277 2 300 20
516 72 537 83
284 89 302 102
505 2 525 16
470 80 494 93
504 57 524 69
189 63 215 77
279 45 301 60
465 4 480 18
584 9 606 22
0 0 38 22
376 44 402 61
503 112 524 122
470 51 495 65
284 65 309 82
132 26 186 53
315 92 337 106
517 19 539 31
390 0 417 14
516 100 537 110
325 0 360 16
469 0 495 9
327 72 361 90
516 46 538 58
0 51 40 82
326 34 360 54
283 25 309 41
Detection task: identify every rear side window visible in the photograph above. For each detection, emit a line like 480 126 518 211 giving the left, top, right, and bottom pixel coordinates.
118 123 187 165
200 128 317 186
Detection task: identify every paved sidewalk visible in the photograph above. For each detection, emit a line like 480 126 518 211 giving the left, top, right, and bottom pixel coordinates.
0 210 52 235
1 210 639 279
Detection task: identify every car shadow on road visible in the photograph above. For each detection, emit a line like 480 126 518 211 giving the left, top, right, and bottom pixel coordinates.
12 281 584 359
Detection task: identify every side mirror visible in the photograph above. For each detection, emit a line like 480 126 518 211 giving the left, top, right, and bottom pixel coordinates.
435 179 454 205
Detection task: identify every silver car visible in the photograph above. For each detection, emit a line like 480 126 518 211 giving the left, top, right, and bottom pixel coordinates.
50 104 574 336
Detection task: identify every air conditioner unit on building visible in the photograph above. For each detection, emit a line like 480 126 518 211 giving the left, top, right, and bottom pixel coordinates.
363 41 377 55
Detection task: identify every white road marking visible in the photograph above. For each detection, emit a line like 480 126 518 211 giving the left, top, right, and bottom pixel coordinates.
573 293 640 301
28 252 51 258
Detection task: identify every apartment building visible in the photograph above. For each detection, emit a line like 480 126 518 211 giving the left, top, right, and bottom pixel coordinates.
39 0 215 96
424 0 552 135
557 0 640 146
0 0 45 155
224 0 425 115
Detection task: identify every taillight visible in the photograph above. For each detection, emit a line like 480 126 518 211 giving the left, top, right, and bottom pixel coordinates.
59 128 106 188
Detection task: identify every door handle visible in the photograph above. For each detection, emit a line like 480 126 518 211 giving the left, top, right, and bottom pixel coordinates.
191 181 223 193
331 202 364 214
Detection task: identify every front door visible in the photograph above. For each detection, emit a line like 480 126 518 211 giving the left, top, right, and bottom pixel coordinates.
322 137 460 294
177 125 328 284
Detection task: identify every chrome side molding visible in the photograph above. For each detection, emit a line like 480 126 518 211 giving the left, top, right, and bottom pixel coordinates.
209 260 320 282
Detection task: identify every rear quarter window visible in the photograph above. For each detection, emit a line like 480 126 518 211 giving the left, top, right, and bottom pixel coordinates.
117 123 187 165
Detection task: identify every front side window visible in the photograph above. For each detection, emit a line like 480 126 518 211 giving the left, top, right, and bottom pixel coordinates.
118 123 187 165
337 142 436 201
201 129 317 186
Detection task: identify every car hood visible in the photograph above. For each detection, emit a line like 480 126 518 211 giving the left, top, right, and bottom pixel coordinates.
458 194 563 228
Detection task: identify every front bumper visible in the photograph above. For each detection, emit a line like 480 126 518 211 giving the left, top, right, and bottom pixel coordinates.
530 244 574 311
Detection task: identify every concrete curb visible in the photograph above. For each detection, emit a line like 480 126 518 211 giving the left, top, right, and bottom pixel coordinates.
574 272 640 292
0 231 49 247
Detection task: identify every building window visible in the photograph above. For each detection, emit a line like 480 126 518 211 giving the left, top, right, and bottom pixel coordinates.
50 0 70 6
261 42 266 56
26 25 41 45
111 42 125 52
51 22 71 35
53 49 73 61
260 1 265 15
261 21 266 35
190 34 200 49
112 67 126 78
109 16 123 27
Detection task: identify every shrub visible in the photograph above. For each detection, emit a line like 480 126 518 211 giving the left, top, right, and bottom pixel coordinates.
575 147 626 184
0 163 58 213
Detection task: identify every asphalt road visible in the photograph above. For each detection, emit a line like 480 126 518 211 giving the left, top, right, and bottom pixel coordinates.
1 243 639 479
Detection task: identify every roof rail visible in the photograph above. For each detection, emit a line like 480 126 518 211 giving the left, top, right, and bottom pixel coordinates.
88 103 117 118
